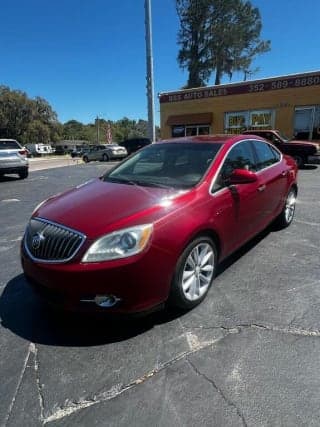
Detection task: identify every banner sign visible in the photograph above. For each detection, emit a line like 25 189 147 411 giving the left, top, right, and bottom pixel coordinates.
159 72 320 104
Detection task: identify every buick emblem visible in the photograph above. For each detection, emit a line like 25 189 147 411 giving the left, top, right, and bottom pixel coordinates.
32 232 45 250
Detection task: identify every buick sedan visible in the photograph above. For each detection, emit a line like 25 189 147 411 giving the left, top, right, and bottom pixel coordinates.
21 135 298 313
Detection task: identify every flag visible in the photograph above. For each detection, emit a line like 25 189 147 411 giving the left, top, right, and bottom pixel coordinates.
106 123 112 143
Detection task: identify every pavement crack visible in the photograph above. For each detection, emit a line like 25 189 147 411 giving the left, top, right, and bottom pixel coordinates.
44 336 221 424
186 358 248 427
3 343 33 427
191 323 320 338
31 343 45 422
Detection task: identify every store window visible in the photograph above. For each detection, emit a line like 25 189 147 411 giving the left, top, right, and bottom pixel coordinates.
224 109 275 134
249 110 274 130
171 124 211 138
224 112 248 134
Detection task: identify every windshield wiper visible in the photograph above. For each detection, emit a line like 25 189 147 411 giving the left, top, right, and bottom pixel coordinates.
104 177 136 185
105 176 175 189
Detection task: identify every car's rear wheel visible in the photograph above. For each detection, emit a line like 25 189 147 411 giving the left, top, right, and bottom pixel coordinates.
169 236 217 309
276 188 297 228
83 156 89 163
18 169 28 179
103 153 109 162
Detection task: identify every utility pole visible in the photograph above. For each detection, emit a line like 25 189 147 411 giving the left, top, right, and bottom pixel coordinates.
96 116 100 144
145 0 156 142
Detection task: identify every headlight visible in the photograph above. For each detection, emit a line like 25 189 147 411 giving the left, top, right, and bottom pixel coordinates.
82 224 153 262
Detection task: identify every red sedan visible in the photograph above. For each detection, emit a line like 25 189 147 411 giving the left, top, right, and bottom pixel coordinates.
21 135 298 313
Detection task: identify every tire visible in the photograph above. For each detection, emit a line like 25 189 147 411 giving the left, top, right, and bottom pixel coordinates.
275 187 297 229
83 156 89 163
292 154 305 168
18 169 28 179
102 153 109 162
169 236 217 310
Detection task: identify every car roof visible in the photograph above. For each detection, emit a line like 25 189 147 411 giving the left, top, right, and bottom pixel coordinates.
157 134 258 145
243 129 279 133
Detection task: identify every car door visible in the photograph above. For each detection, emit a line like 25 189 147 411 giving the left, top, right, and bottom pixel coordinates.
210 140 264 254
250 139 288 225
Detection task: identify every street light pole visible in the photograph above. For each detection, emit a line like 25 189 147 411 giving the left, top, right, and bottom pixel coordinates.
96 116 100 144
145 0 156 142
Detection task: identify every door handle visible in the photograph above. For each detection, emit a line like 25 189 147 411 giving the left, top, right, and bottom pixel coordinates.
281 170 287 177
258 184 266 192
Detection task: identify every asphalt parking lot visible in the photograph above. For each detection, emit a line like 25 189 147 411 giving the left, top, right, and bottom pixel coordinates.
0 161 319 426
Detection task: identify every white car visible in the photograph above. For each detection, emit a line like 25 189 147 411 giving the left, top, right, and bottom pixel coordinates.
82 144 127 163
0 139 29 179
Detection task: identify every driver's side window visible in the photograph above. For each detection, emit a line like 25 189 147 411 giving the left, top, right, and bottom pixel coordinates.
212 140 256 193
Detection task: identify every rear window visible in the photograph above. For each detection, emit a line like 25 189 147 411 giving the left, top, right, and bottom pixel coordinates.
0 140 20 150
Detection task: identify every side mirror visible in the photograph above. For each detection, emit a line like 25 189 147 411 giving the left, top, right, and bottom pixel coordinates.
229 168 258 184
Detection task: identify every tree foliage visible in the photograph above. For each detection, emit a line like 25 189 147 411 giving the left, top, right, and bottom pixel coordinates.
176 0 271 87
0 86 159 146
0 86 61 144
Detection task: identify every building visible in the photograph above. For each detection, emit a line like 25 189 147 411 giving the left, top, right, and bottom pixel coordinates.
159 70 320 141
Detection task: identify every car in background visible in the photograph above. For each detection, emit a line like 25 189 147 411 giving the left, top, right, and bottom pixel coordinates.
21 134 298 314
243 129 320 167
82 144 127 163
70 145 90 158
0 139 29 179
119 137 151 155
25 143 55 157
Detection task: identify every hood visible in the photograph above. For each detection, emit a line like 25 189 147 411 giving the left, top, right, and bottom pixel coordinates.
34 178 186 239
288 139 319 150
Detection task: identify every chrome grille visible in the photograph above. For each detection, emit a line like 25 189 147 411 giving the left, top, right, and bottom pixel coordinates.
24 218 86 263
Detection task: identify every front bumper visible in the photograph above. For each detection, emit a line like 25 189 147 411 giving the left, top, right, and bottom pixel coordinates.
21 241 175 314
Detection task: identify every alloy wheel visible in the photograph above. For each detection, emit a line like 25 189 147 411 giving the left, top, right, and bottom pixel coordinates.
285 190 296 224
181 242 215 301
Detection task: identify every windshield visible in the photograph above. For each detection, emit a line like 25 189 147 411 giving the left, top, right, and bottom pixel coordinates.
277 132 289 141
103 142 222 189
0 140 20 150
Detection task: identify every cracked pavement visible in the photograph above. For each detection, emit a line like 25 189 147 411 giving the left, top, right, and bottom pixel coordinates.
0 163 319 426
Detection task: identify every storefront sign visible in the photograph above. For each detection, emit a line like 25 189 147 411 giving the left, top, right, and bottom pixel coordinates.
160 72 320 104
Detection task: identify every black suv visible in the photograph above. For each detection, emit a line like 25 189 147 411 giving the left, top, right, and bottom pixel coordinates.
119 138 151 155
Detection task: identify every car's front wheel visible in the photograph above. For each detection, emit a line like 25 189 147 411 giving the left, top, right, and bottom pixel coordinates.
83 156 89 163
102 153 109 162
169 236 217 309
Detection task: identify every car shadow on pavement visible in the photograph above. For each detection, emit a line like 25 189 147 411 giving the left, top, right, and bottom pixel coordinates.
0 223 279 347
300 164 318 170
0 274 183 347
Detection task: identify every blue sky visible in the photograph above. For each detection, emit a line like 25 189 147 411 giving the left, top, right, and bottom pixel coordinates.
1 0 319 125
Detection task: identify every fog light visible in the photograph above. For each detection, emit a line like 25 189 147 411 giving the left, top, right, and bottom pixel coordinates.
94 295 121 308
80 294 121 308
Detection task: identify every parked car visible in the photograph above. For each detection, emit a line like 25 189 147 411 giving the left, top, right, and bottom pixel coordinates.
21 134 298 313
0 139 29 179
82 144 127 163
243 129 320 167
25 143 55 157
119 137 151 155
70 146 90 158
